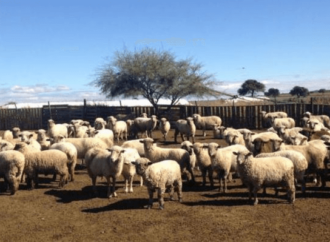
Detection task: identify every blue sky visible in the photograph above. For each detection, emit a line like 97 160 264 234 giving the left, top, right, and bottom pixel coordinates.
1 0 330 105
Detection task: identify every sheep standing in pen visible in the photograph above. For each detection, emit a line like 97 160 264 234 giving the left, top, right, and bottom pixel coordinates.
270 139 328 187
140 138 195 183
35 129 50 150
122 139 145 157
18 131 41 151
132 157 182 210
94 117 107 130
47 119 68 139
85 146 126 198
192 114 222 137
271 117 295 129
224 129 245 146
14 142 69 189
86 127 114 148
51 135 109 163
131 115 158 138
192 142 214 187
121 148 142 193
303 111 330 129
159 118 171 141
49 142 78 182
0 150 25 195
107 116 128 142
180 141 197 172
204 143 248 193
233 149 295 205
260 111 288 127
174 117 196 143
256 150 308 193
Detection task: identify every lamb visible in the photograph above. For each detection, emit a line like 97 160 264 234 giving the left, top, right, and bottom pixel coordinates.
122 139 145 157
303 111 330 128
256 150 308 192
250 132 281 156
132 158 182 210
307 120 329 132
0 150 25 195
270 139 328 187
213 125 222 139
35 129 50 150
174 117 196 143
180 141 197 171
0 140 15 151
73 123 89 138
12 127 21 138
51 136 109 162
274 126 304 144
85 146 126 198
271 117 295 129
131 115 158 138
192 142 214 187
140 138 195 183
49 142 78 182
120 148 142 193
159 118 171 141
3 130 20 145
47 119 68 139
14 142 69 189
107 116 128 142
192 114 222 137
204 143 248 193
260 111 288 127
233 150 295 205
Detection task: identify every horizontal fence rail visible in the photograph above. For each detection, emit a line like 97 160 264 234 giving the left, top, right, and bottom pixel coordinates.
0 103 329 130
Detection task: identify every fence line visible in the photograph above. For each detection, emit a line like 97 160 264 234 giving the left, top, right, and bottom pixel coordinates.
0 103 329 130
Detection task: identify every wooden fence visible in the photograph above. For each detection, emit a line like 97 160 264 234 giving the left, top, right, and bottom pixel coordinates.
0 103 329 130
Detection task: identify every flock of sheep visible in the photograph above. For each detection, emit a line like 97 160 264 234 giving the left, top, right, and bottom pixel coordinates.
0 110 330 209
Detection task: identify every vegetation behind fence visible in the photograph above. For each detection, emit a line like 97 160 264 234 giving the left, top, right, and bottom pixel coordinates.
0 103 329 131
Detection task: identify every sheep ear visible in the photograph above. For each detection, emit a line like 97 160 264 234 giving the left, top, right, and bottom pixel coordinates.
216 145 221 150
139 140 144 143
29 134 34 139
233 151 238 156
246 152 252 157
131 161 137 165
147 161 153 166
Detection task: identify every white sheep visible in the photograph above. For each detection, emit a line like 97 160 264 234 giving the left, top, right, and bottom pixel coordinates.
271 117 295 129
132 157 182 210
192 114 222 137
233 149 295 205
51 136 109 162
73 123 89 138
47 119 68 139
85 146 126 198
121 148 142 193
3 130 20 145
122 139 145 157
174 117 196 143
192 142 214 187
140 138 195 183
35 129 50 150
12 127 21 138
205 143 248 193
270 139 328 187
18 131 41 151
224 129 245 146
49 142 78 182
275 126 304 145
86 127 114 148
307 120 329 132
260 111 288 127
0 150 25 195
94 117 107 130
159 118 171 141
131 115 158 138
256 150 308 193
107 116 127 142
14 142 69 189
180 141 197 171
303 111 330 128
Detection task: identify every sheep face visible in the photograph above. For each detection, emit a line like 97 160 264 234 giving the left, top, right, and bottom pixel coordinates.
233 151 252 165
181 141 193 155
140 138 154 151
207 143 220 157
18 131 34 143
132 157 151 176
192 142 205 155
108 146 125 164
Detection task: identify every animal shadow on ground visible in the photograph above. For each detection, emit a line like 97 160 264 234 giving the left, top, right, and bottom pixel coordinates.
44 185 113 203
81 198 148 213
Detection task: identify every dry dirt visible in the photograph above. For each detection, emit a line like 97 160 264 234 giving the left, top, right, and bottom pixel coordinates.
1 129 330 242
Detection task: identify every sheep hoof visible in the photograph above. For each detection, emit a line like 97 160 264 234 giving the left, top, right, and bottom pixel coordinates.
159 206 164 210
144 205 152 209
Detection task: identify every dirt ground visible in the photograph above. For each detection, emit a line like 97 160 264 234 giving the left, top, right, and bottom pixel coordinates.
1 129 330 242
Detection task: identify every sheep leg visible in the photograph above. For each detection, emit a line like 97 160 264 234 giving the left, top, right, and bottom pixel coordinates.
201 169 207 187
177 182 183 203
174 129 179 143
253 186 259 205
91 176 98 196
158 187 165 210
168 185 174 201
129 176 133 193
124 178 128 193
146 188 154 209
208 168 214 187
111 176 117 198
69 164 75 182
